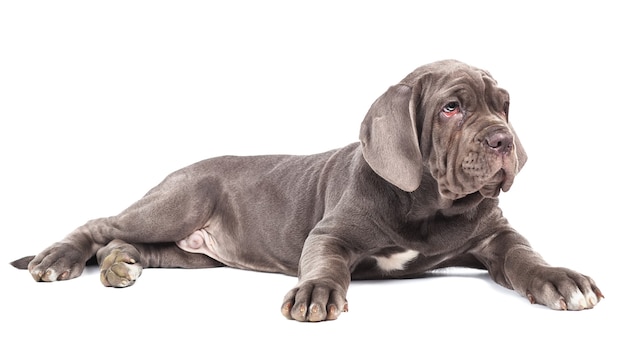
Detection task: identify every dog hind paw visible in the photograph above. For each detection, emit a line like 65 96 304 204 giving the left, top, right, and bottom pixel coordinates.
99 248 143 288
25 243 89 282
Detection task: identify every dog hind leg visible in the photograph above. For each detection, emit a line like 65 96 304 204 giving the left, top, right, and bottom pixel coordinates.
97 239 223 287
17 166 221 283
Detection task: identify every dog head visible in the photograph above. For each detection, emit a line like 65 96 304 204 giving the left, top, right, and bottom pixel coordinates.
360 59 527 199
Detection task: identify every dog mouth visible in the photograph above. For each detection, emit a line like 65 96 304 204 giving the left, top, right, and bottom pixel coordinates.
479 169 509 198
438 151 517 199
478 156 517 198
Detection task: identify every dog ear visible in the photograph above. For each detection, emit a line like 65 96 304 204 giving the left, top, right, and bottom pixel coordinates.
359 84 422 192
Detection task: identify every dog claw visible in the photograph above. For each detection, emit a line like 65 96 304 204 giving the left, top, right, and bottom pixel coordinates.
558 298 567 310
526 292 536 304
326 302 349 320
593 287 605 300
289 303 307 321
281 302 293 319
327 305 339 320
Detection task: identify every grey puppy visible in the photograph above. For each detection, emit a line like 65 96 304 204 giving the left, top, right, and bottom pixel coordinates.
12 60 603 322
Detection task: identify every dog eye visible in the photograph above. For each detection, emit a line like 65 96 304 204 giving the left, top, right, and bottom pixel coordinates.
442 102 460 117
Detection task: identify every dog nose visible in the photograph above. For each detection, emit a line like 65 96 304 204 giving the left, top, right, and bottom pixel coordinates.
484 130 513 154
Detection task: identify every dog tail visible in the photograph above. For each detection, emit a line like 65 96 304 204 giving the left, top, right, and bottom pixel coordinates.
10 256 34 269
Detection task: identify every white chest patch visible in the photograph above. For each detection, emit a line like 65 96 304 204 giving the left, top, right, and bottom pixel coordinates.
373 250 419 272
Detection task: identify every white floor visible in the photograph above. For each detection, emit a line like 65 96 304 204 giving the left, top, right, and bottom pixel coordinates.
1 2 623 356
3 263 620 356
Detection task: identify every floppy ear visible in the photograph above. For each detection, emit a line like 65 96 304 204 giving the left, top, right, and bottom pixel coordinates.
359 84 422 192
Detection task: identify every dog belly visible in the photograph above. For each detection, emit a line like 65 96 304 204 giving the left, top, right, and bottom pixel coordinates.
167 147 356 274
176 227 300 275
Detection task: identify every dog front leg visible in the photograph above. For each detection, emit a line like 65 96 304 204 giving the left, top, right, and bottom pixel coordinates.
502 244 603 310
281 235 352 322
472 230 603 310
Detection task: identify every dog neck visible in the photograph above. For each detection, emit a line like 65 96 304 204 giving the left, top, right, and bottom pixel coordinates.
405 173 490 220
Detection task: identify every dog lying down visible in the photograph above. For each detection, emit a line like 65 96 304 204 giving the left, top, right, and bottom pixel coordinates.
11 60 602 322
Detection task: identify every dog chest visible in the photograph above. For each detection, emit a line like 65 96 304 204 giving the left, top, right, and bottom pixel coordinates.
372 249 419 272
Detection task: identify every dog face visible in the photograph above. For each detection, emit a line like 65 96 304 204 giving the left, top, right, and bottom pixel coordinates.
360 60 527 199
422 63 527 199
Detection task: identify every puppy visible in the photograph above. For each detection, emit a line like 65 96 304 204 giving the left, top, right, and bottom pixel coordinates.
12 60 603 322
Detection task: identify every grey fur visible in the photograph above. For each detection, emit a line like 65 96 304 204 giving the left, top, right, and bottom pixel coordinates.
11 60 602 322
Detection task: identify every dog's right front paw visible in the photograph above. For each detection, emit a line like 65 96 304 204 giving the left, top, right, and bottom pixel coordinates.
524 266 603 310
27 242 89 282
281 280 348 322
99 248 142 288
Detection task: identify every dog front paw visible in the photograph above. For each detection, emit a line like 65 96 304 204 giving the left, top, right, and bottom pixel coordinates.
281 280 348 322
99 248 142 288
525 267 603 310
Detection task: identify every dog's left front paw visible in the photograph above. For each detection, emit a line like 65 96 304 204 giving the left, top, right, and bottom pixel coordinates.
525 267 603 310
281 280 348 322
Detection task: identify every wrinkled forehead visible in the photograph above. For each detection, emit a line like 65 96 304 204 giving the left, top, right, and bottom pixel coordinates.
433 67 507 99
428 67 510 113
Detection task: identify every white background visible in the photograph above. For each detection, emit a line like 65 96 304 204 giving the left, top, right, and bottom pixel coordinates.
1 1 623 355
